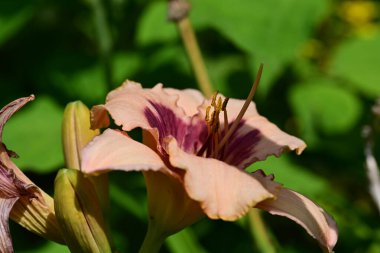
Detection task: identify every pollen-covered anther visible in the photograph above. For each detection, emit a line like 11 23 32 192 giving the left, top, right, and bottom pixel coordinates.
198 92 231 159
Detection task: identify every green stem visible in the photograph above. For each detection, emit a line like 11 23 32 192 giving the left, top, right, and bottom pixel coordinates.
86 0 113 91
248 209 276 253
177 17 213 97
139 222 166 253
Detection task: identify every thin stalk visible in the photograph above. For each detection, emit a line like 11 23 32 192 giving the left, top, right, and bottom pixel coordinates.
86 0 113 91
363 99 380 213
139 222 166 253
215 64 263 154
248 209 276 253
177 17 213 97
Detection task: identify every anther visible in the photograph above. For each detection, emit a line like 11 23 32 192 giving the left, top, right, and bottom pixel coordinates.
205 106 211 122
211 91 218 107
216 97 222 111
222 97 229 111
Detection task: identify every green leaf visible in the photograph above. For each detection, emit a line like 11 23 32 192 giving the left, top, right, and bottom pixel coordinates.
137 1 178 46
110 183 147 221
191 0 329 94
3 96 63 173
248 155 328 197
112 52 143 85
329 31 380 98
166 228 207 253
18 241 70 253
50 64 107 104
0 1 35 46
289 79 362 145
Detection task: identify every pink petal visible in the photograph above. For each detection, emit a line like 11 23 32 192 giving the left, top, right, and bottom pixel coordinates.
81 129 166 174
0 197 19 253
256 188 338 252
98 80 206 153
102 80 189 131
201 98 307 169
164 88 206 116
167 138 280 221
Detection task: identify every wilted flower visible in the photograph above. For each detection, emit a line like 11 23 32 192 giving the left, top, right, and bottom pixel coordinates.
81 80 338 252
0 96 63 253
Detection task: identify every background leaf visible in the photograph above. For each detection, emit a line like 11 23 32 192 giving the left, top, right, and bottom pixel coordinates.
3 96 63 173
289 78 362 146
191 0 330 95
329 30 380 98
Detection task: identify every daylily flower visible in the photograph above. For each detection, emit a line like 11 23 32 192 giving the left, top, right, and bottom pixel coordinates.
0 96 63 253
81 79 338 252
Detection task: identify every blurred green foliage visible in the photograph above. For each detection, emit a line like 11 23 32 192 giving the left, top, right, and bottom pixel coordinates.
1 0 380 252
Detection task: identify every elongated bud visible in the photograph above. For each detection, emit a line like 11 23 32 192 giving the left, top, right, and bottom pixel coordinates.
54 169 112 253
62 101 109 211
62 101 100 169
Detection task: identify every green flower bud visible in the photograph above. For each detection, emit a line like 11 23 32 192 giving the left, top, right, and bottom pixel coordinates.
54 169 112 253
61 101 109 212
62 101 99 169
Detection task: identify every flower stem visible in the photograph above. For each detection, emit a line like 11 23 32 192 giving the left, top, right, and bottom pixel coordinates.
248 209 276 253
177 18 213 97
362 99 380 213
167 0 213 97
139 222 166 253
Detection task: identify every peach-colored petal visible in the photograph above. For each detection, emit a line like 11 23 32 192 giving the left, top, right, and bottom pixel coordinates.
90 105 110 130
202 98 307 169
81 129 166 175
256 188 338 252
164 88 205 116
167 138 279 221
102 80 189 131
98 80 206 154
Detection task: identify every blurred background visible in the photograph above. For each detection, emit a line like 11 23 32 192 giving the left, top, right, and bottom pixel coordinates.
1 0 380 252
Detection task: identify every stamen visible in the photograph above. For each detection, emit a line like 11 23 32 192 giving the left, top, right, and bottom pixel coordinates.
211 91 218 107
222 97 229 111
205 106 211 122
221 98 229 159
215 64 263 154
217 97 222 111
209 111 216 128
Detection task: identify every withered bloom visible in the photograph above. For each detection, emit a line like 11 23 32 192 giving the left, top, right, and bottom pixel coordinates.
0 96 63 253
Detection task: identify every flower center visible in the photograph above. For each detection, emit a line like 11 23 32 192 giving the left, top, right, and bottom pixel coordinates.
197 64 263 160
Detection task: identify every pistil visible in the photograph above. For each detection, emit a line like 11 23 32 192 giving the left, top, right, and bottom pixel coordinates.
214 64 263 155
197 64 263 160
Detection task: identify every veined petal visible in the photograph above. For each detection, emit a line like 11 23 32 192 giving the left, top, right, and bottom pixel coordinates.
81 129 166 175
209 98 306 169
164 88 206 117
167 138 280 221
256 188 338 252
103 80 189 131
0 197 18 253
0 95 35 142
96 80 206 153
0 96 63 244
0 161 39 253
